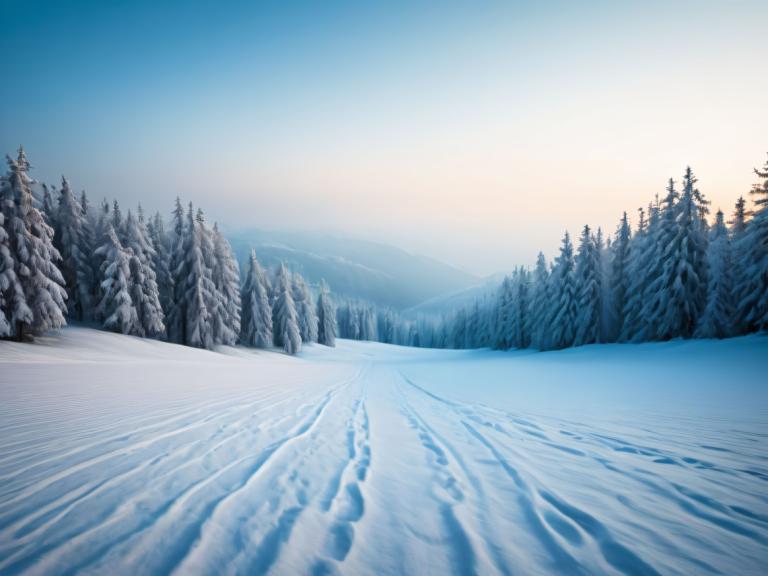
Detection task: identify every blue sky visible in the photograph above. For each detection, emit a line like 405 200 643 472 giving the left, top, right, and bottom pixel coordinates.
2 0 766 275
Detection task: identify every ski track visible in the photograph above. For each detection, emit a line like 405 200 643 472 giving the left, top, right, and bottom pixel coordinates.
1 330 767 575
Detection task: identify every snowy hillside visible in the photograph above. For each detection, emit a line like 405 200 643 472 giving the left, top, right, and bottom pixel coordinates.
406 273 505 317
226 229 479 309
1 329 767 575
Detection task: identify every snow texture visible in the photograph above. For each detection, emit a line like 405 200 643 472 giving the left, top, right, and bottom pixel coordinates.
0 328 766 575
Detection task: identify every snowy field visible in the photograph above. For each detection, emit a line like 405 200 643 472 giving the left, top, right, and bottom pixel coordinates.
0 329 767 575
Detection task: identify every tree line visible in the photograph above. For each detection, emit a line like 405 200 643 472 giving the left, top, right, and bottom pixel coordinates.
0 147 336 354
427 159 768 350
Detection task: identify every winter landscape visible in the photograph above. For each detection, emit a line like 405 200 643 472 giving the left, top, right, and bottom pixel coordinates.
2 1 767 575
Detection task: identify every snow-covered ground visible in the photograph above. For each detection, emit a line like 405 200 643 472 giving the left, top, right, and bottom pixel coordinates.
0 329 766 575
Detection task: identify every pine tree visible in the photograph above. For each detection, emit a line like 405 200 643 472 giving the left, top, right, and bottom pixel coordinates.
240 249 273 348
186 207 217 348
574 224 602 346
41 183 57 227
272 263 302 354
147 212 173 324
54 177 92 321
621 205 655 341
546 231 578 350
78 191 98 319
0 148 67 340
95 227 138 334
123 210 165 338
211 223 241 345
509 268 530 348
0 211 19 336
735 155 768 332
695 210 734 338
528 252 550 349
647 169 708 339
608 213 631 340
292 271 318 342
111 200 123 239
494 276 513 349
89 198 112 318
316 279 336 346
167 197 187 343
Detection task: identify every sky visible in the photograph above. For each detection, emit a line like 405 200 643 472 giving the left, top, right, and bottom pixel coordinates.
1 0 766 276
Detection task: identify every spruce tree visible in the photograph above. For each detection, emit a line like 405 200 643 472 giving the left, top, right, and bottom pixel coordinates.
316 279 336 346
272 263 302 354
95 227 138 335
292 271 318 343
494 276 513 349
0 148 67 340
123 210 165 337
528 252 550 349
546 231 578 350
574 224 602 346
54 177 92 321
735 155 768 332
648 169 708 339
240 249 273 348
0 211 19 336
186 207 217 348
41 183 57 227
695 210 734 338
607 213 631 340
147 212 174 324
211 223 241 346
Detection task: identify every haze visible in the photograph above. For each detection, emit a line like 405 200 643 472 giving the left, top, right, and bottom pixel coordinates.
1 0 766 276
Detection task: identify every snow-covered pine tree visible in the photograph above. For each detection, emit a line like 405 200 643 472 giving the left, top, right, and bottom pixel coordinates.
186 207 217 348
466 300 481 348
528 252 550 349
147 212 173 324
167 198 188 344
607 212 631 340
451 308 467 349
111 200 123 239
78 191 97 319
573 224 602 346
240 249 273 348
647 169 708 340
595 227 613 341
54 177 92 321
621 205 655 341
513 267 531 348
95 226 138 334
89 199 112 317
316 279 336 347
272 263 302 354
730 196 748 238
734 155 768 332
211 223 241 346
292 271 318 343
546 231 578 350
695 209 734 338
0 148 67 340
41 183 57 227
123 210 165 338
494 276 513 349
361 306 377 341
0 211 19 336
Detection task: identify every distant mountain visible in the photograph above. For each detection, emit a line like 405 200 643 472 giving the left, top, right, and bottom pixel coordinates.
405 273 505 317
226 229 479 310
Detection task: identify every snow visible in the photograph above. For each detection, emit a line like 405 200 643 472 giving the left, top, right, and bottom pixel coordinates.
1 329 766 575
